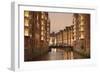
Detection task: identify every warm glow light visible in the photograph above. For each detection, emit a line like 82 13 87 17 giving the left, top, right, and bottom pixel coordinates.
41 26 44 30
41 31 44 35
80 22 84 25
80 27 84 31
24 11 29 17
73 38 76 41
24 28 29 36
54 38 57 44
41 20 44 25
41 14 44 19
49 37 53 45
51 48 56 52
41 37 44 40
45 16 47 20
24 19 29 26
80 34 84 39
80 15 84 20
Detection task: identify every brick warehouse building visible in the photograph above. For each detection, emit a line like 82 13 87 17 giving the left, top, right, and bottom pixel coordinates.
24 11 50 61
24 12 90 61
73 14 90 58
53 14 90 59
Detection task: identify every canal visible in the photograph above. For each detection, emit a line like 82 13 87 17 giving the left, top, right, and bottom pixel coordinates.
32 48 87 61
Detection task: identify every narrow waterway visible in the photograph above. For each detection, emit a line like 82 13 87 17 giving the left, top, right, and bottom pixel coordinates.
32 48 76 61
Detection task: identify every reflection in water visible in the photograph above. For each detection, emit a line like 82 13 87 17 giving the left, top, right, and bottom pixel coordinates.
32 48 85 61
51 48 57 52
63 50 74 60
49 48 74 60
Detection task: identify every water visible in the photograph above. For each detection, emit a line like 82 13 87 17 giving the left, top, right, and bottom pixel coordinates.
30 48 88 61
32 48 74 61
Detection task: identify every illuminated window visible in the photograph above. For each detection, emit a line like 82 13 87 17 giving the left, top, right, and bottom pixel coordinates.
41 26 44 30
80 27 84 31
41 36 44 40
41 14 44 19
24 11 29 17
24 28 29 36
80 22 84 25
41 31 44 35
80 15 84 20
80 34 84 39
24 19 29 26
49 37 53 45
80 32 84 39
41 20 44 25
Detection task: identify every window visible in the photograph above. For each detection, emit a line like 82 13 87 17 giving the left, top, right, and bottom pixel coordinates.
80 27 84 31
24 19 29 26
41 31 44 36
41 36 44 40
41 20 45 25
80 21 84 25
80 32 84 39
24 28 29 36
41 26 44 30
41 14 44 19
24 11 29 17
80 15 84 20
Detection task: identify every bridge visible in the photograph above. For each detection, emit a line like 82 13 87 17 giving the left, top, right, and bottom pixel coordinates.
48 44 73 51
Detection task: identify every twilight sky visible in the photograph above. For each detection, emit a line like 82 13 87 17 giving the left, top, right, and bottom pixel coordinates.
48 12 73 33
